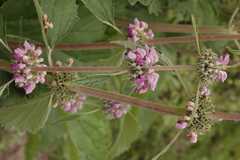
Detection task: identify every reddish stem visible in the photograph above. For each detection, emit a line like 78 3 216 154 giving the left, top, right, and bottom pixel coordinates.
68 85 185 116
8 34 240 51
68 85 240 121
32 65 194 73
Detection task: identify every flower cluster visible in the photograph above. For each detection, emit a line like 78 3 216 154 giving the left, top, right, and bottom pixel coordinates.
126 45 159 93
128 18 154 42
51 59 86 113
104 101 129 119
11 41 47 94
176 92 215 144
176 101 198 143
198 49 230 83
62 94 86 113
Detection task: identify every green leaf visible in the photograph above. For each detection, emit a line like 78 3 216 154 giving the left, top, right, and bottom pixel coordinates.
0 94 51 132
25 134 41 160
0 0 36 20
67 112 112 160
109 112 140 159
80 0 122 33
62 5 107 43
63 137 81 160
38 0 78 47
148 0 161 16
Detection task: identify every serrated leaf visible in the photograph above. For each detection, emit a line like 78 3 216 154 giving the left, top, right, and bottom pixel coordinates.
148 0 161 16
67 112 112 160
39 0 78 47
62 5 107 43
80 0 122 33
109 113 140 159
0 94 51 132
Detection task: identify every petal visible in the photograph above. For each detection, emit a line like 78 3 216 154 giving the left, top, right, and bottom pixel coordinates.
24 83 36 94
127 51 136 60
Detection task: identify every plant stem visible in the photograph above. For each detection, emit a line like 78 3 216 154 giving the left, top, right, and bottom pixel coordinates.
68 85 185 116
68 85 240 121
152 130 183 160
226 62 240 69
31 65 194 73
117 20 229 34
8 34 240 51
33 0 53 66
153 65 195 71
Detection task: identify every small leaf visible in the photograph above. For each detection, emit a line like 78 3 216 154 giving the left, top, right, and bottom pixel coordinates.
0 94 51 132
81 0 122 33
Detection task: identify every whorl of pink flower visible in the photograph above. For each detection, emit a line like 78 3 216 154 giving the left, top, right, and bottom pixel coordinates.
134 69 159 94
63 95 86 113
215 54 230 82
128 18 154 42
126 45 159 67
104 101 129 119
11 41 47 94
187 131 198 143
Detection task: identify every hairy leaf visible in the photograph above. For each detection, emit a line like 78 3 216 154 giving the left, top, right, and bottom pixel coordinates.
109 112 140 159
39 0 78 47
80 0 121 33
0 95 51 132
67 112 112 160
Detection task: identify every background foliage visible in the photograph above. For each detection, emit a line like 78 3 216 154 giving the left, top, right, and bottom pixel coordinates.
0 0 240 159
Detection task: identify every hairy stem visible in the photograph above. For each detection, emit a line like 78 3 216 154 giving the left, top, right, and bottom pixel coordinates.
68 85 240 121
68 85 185 116
31 65 194 73
152 130 183 160
8 34 240 51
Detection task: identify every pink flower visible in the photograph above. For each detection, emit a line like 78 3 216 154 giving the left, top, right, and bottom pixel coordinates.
135 75 149 94
128 18 154 42
145 46 159 66
214 54 230 82
127 51 137 60
11 41 47 94
63 95 86 113
216 54 230 65
176 120 188 129
187 101 195 111
215 70 228 82
104 101 129 119
134 70 159 94
24 82 36 95
146 69 159 91
200 86 211 96
187 132 198 144
126 45 159 67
